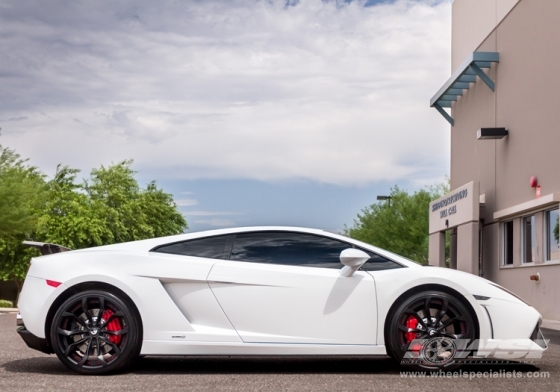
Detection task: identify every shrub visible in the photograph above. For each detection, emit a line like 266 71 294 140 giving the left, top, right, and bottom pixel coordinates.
0 299 14 308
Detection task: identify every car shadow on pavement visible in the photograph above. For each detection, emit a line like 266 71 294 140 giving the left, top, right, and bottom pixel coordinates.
131 357 541 375
2 355 541 376
2 357 72 375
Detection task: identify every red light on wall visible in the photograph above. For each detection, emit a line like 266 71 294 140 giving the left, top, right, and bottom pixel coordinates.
46 280 62 288
530 176 538 188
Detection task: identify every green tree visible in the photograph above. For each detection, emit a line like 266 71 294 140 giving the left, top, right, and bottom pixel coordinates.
0 137 45 297
0 141 46 238
37 160 188 248
0 239 39 298
139 181 190 238
1 137 187 299
345 184 447 265
35 165 110 249
86 160 187 244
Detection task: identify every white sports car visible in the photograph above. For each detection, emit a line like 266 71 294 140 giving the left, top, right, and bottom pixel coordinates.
17 226 547 374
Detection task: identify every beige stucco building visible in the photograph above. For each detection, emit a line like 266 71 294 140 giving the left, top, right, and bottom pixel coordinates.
428 0 560 320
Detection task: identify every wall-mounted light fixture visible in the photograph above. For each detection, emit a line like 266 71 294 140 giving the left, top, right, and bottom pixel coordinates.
477 127 509 140
530 176 538 188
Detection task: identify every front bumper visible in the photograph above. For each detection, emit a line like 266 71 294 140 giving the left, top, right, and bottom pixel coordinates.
474 299 548 359
530 322 548 349
16 313 53 355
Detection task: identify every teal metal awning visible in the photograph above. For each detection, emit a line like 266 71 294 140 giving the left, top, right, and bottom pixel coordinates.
430 52 499 126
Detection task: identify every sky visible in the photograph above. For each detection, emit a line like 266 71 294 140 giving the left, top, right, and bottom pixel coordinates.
0 0 452 233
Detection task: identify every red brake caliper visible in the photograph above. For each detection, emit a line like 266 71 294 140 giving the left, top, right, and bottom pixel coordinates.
101 309 122 345
404 315 418 344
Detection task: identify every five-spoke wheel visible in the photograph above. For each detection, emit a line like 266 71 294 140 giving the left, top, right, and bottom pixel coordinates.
386 291 476 370
50 290 141 375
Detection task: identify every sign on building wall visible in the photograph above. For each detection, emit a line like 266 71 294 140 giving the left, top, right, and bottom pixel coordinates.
429 181 479 234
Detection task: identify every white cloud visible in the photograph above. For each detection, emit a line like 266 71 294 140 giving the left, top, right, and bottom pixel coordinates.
175 199 198 207
0 0 451 185
186 211 243 217
193 219 238 227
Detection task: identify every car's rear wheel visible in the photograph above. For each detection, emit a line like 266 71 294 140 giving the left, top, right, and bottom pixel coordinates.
386 291 475 371
50 290 141 375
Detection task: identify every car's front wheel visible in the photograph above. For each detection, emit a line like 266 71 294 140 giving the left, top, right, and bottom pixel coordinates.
386 290 476 371
50 289 141 375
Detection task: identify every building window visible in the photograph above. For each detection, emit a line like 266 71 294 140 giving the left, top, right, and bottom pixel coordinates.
546 209 559 261
522 215 537 263
503 220 514 265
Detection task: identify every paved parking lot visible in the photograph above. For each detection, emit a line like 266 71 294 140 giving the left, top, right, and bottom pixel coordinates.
0 312 558 391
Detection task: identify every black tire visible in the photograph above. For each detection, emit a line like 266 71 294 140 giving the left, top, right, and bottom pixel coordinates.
50 290 141 375
386 290 475 371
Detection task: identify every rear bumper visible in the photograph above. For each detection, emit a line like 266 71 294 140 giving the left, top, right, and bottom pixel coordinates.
16 325 53 355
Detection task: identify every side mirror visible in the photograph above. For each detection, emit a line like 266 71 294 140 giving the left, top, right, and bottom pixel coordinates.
339 248 370 277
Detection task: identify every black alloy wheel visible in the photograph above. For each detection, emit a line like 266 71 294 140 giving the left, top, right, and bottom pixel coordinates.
50 290 141 375
387 291 476 371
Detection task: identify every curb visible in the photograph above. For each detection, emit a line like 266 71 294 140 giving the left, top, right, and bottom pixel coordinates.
542 319 560 332
0 308 18 314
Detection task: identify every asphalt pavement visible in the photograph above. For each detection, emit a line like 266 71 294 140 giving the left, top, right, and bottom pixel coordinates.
1 313 558 391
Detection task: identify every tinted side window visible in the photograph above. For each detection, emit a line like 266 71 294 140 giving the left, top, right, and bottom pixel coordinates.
152 235 233 259
360 250 403 271
230 232 351 268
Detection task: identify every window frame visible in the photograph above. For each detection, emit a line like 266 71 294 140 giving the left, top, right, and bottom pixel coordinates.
545 208 560 262
521 214 537 264
502 220 514 266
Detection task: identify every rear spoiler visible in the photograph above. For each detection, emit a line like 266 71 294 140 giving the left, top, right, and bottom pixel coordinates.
23 241 72 256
